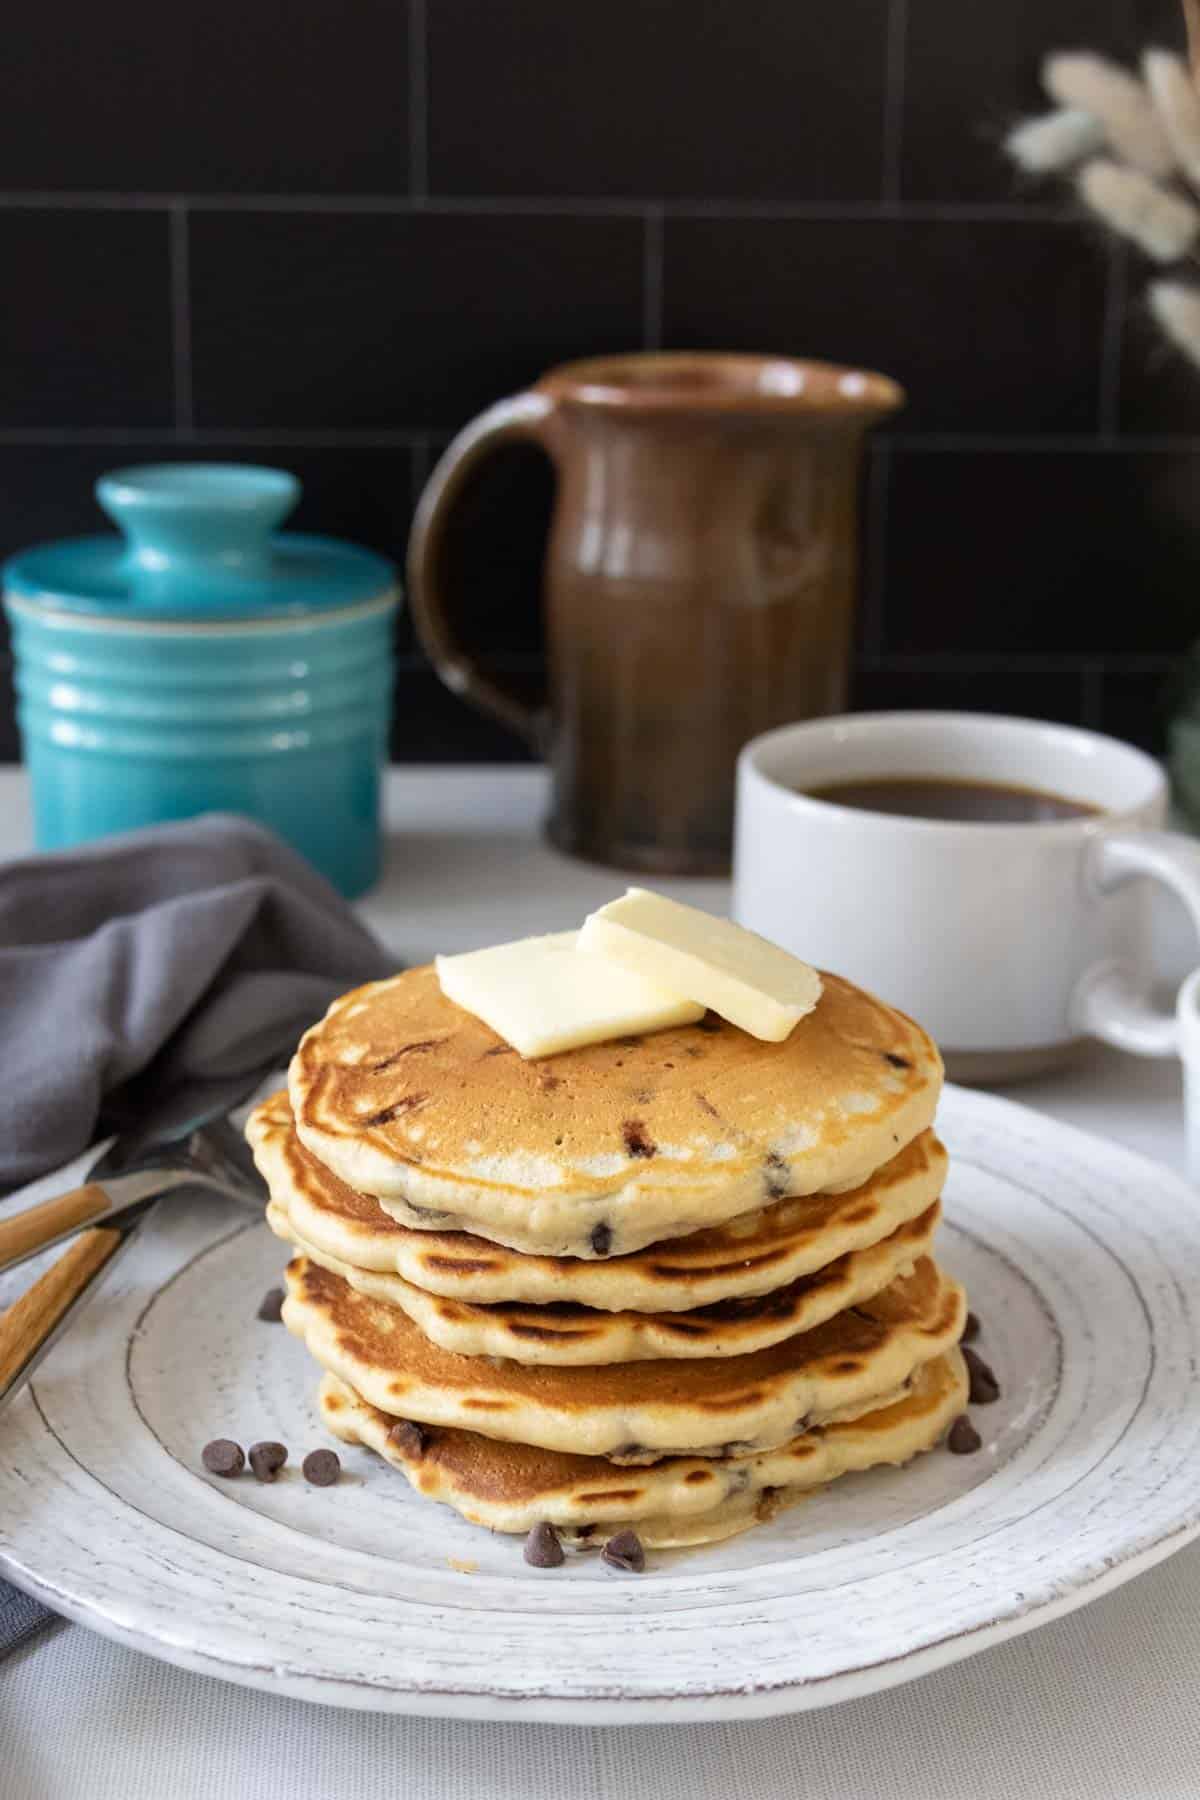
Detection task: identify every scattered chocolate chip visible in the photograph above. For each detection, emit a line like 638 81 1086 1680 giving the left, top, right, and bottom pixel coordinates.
883 1051 911 1070
697 1013 722 1033
389 1419 431 1459
202 1439 244 1478
248 1441 288 1483
590 1222 613 1256
963 1346 1000 1405
622 1120 656 1159
302 1448 341 1486
602 1529 646 1573
947 1414 983 1455
524 1521 565 1568
256 1287 285 1322
962 1310 981 1343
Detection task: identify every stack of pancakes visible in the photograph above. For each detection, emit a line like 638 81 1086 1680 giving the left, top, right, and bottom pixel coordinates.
249 964 969 1549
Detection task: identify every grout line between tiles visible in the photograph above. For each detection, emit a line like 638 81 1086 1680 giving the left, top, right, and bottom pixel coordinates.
408 0 428 202
862 444 890 658
168 202 194 437
642 207 664 349
5 427 1200 454
1080 661 1105 727
0 190 1081 222
881 0 908 204
1098 240 1128 443
859 653 1177 674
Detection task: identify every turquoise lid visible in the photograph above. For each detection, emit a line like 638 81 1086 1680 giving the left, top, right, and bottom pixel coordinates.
3 463 396 621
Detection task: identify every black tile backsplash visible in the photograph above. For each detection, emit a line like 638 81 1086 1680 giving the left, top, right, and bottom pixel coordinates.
427 0 886 200
190 210 644 431
662 216 1109 433
0 211 172 427
0 0 410 195
1 0 1198 767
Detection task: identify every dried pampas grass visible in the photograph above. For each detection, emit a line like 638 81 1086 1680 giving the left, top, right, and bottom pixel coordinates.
1077 158 1200 260
1045 51 1176 177
1006 108 1105 173
1003 17 1200 395
1148 279 1200 370
1144 49 1200 185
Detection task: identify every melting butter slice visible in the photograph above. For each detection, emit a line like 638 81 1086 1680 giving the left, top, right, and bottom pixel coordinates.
578 889 822 1042
435 931 703 1058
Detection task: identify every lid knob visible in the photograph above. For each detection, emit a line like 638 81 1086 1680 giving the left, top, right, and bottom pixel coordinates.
95 463 301 609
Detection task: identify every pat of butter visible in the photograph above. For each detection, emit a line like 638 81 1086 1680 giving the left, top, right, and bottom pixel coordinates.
435 931 703 1058
578 889 822 1042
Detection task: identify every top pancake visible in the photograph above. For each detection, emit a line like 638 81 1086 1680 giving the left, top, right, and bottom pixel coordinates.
289 964 942 1258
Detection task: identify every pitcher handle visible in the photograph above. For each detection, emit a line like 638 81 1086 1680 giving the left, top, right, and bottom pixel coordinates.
407 392 555 750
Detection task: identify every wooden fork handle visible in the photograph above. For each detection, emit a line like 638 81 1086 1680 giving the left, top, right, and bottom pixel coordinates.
0 1184 111 1273
0 1227 122 1394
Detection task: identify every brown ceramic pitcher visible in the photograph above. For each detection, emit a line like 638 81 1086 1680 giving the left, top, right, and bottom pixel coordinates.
408 352 903 874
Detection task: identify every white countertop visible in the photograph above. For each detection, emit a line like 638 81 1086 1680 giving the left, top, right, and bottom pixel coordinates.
2 766 1198 1800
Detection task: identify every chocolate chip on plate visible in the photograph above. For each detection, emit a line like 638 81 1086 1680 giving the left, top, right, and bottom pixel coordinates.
601 1529 645 1573
202 1439 244 1478
963 1345 1001 1405
302 1448 341 1486
524 1521 565 1568
257 1286 286 1322
248 1441 288 1483
962 1310 981 1344
947 1414 983 1455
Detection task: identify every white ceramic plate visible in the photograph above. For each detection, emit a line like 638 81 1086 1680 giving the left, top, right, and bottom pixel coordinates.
2 1084 1199 1723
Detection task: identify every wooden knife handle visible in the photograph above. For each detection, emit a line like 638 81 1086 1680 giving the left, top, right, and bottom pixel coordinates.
0 1184 111 1273
0 1227 123 1393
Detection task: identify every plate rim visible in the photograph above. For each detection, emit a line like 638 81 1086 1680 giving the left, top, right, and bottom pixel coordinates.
3 1081 1199 1722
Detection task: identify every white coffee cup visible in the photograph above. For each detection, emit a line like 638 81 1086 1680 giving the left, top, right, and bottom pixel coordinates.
734 712 1200 1083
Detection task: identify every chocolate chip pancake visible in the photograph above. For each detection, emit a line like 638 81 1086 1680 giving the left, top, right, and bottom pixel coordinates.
248 1092 947 1313
269 1184 940 1365
288 965 943 1257
318 1348 968 1542
283 1254 965 1460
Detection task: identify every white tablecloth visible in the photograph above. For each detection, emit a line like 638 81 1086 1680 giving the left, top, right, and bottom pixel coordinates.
3 768 1198 1800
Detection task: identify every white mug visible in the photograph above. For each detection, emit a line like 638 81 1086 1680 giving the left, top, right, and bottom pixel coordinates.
733 712 1200 1083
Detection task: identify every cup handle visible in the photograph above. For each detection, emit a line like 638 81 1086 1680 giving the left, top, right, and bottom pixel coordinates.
407 391 555 750
1074 829 1200 1055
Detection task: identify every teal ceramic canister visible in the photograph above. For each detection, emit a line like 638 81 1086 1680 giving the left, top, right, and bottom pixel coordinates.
3 464 399 897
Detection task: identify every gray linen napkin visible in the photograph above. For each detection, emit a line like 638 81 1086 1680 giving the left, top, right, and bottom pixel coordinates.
0 812 395 1652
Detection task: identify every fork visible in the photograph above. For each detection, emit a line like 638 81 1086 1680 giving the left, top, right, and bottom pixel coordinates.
0 1108 268 1411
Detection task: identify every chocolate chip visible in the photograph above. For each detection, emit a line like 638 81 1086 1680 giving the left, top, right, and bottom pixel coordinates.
947 1414 983 1455
962 1310 981 1343
302 1448 341 1486
601 1529 645 1573
697 1013 722 1033
389 1419 431 1459
765 1151 790 1200
202 1439 244 1477
523 1521 565 1568
963 1345 1000 1405
590 1222 613 1256
256 1287 285 1322
362 1094 428 1128
248 1441 288 1482
622 1120 656 1159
